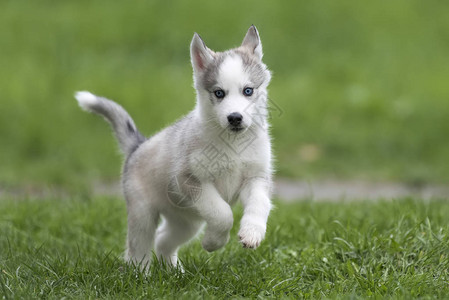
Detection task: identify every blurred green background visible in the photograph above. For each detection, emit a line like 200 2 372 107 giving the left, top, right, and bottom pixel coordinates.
1 0 448 192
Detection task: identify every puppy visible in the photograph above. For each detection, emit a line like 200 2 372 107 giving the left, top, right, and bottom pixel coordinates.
76 25 273 269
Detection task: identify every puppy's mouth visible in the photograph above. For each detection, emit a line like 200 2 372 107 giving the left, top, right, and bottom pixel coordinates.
229 126 245 133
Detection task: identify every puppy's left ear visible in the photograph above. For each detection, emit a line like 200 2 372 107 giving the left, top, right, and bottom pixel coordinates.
241 25 263 60
190 33 214 75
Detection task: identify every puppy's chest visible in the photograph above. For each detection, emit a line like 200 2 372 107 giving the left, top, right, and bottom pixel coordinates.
191 145 254 203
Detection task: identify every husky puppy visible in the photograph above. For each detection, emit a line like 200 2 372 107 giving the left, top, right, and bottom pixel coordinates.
75 25 273 268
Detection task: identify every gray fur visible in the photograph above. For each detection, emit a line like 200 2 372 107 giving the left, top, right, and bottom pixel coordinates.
201 52 228 92
201 50 269 92
81 95 146 156
237 50 270 88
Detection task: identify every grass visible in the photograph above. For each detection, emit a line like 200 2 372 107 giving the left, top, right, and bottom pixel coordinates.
1 0 449 191
1 197 448 299
1 2 448 298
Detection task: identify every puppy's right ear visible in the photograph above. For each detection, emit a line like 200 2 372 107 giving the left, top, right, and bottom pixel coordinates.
190 33 214 74
241 25 263 60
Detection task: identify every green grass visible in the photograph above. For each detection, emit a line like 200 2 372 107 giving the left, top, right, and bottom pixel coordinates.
1 2 447 298
1 197 448 299
1 0 449 191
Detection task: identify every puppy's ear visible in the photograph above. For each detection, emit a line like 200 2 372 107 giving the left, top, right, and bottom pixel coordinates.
190 33 214 74
241 25 263 60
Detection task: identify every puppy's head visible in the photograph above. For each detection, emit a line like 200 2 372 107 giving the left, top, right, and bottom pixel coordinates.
191 26 271 133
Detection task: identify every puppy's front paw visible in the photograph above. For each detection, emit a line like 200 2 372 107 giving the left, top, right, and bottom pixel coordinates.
238 224 266 249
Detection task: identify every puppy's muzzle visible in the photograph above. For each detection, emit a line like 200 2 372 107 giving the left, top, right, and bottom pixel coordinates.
227 112 244 132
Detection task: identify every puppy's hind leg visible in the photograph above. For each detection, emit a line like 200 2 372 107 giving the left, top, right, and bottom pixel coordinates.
124 189 160 271
155 214 202 268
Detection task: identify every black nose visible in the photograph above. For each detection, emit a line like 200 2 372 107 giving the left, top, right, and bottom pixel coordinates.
227 112 243 126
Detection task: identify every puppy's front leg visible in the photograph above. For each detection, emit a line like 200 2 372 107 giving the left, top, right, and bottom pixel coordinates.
195 183 234 252
238 177 272 249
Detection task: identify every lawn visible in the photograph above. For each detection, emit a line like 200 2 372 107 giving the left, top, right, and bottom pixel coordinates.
1 1 448 299
1 197 448 299
1 0 449 191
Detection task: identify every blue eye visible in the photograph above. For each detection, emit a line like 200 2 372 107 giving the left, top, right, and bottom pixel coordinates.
214 89 225 99
243 87 253 96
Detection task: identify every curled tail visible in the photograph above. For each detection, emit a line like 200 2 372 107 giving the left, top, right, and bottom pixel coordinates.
75 91 145 156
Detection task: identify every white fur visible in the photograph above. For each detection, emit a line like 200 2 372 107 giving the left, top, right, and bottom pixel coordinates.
75 91 98 112
77 26 273 270
214 56 253 130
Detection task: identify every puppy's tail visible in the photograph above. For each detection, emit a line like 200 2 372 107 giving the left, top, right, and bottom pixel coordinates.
75 91 145 156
